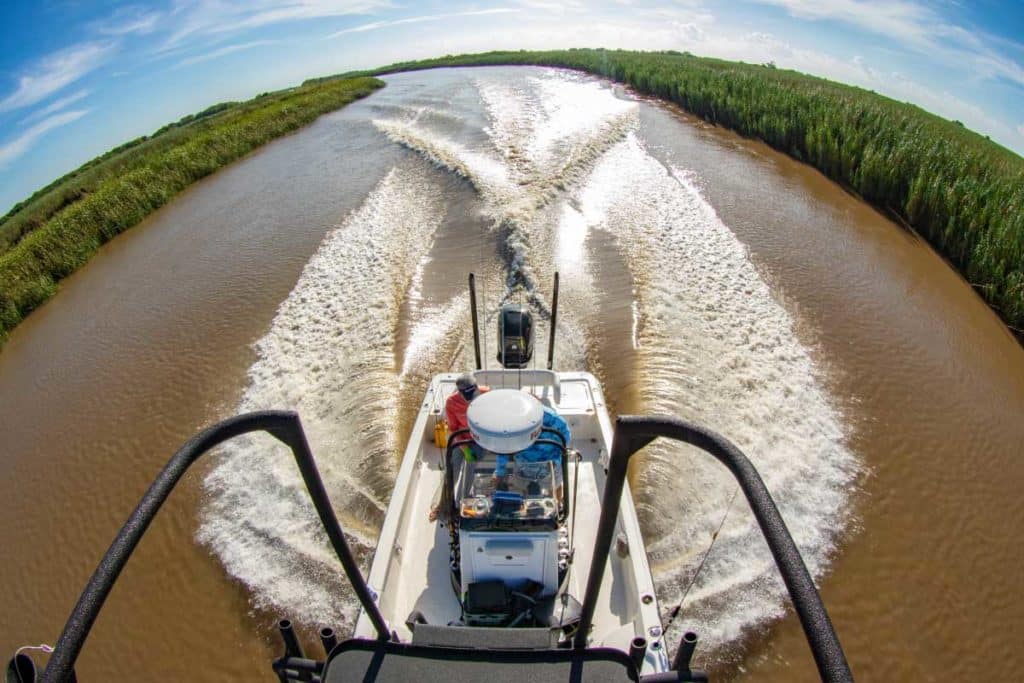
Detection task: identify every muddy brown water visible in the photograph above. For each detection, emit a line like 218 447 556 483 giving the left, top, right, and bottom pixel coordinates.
1 67 1022 681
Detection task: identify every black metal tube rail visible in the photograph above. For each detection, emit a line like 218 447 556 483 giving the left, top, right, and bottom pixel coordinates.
574 416 852 682
38 411 390 683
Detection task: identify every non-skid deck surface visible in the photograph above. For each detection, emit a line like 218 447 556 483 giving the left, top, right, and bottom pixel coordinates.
382 461 462 634
322 641 639 682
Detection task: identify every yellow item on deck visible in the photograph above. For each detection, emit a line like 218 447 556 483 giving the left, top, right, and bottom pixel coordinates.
434 418 448 449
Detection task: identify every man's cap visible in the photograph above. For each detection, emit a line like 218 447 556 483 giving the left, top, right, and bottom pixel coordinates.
456 373 477 391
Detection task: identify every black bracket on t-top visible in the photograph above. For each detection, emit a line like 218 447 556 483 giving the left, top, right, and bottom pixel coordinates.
469 273 482 370
575 416 853 683
547 271 559 371
25 411 391 683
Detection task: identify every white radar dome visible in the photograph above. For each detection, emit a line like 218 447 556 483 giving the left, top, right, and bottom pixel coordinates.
467 389 543 454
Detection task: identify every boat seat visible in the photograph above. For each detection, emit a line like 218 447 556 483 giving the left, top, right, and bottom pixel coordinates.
411 624 560 649
321 638 639 682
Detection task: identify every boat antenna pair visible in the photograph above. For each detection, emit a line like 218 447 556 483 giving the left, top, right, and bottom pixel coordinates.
467 271 559 373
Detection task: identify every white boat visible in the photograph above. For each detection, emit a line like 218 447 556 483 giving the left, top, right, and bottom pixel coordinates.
353 367 670 673
8 274 852 682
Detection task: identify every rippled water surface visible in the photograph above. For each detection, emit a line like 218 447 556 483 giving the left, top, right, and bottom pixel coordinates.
2 67 1022 681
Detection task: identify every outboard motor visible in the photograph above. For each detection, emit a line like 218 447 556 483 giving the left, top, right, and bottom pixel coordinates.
497 304 534 368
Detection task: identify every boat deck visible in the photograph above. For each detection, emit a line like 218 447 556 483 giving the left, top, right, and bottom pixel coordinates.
354 372 666 671
322 639 640 682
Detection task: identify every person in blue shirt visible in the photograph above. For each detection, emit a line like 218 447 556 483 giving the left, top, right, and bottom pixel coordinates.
494 404 570 482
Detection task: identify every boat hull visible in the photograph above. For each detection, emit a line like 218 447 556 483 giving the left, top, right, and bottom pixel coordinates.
354 371 669 674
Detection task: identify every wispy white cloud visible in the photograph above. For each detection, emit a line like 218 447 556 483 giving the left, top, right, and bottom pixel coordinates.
0 110 90 168
92 5 162 36
674 21 706 42
516 0 583 11
0 42 113 112
328 8 519 37
229 0 392 31
19 89 91 125
1018 123 1024 138
970 50 1024 87
173 40 279 69
161 0 392 49
749 0 1024 87
751 0 934 46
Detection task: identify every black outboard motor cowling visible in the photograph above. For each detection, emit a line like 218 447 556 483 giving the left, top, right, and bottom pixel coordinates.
497 304 534 368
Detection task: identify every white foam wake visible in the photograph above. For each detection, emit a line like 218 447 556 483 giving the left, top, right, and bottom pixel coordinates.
572 133 859 655
197 69 859 659
198 164 447 627
477 71 637 189
373 70 637 302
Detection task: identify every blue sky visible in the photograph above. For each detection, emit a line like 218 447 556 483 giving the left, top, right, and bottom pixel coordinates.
1 0 1022 214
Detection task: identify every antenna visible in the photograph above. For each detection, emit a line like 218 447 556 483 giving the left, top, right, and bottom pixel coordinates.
547 271 559 370
469 273 482 370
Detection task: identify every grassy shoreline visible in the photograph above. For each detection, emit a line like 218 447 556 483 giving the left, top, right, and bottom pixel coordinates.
313 49 1024 337
0 76 383 345
4 49 1021 345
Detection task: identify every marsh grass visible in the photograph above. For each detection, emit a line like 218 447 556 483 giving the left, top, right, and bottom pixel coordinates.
0 77 382 344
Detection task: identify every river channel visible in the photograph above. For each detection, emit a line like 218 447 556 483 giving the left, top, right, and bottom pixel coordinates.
1 67 1022 681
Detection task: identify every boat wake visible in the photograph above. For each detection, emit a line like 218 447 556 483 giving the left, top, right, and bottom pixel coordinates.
199 67 859 657
198 164 451 626
567 133 858 656
373 70 636 303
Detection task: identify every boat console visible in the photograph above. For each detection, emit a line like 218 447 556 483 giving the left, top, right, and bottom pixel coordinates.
455 456 562 530
441 388 572 630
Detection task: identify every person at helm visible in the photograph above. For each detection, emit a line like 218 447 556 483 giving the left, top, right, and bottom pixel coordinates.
429 373 490 522
446 373 490 457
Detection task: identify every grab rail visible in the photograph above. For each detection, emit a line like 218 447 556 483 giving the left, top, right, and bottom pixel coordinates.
471 369 562 405
32 411 391 683
574 416 852 683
